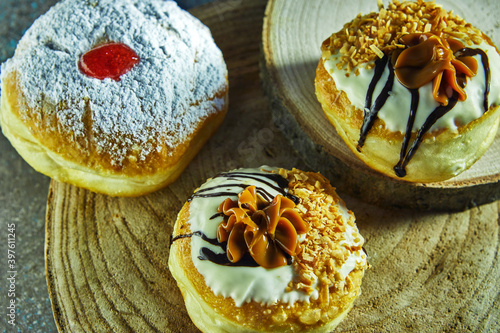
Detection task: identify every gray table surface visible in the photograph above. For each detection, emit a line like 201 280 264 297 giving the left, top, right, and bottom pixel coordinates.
0 1 213 331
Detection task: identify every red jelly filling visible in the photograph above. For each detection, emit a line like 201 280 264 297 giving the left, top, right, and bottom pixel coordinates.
79 42 140 81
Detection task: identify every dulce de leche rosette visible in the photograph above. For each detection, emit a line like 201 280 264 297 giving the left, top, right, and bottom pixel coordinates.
315 0 500 182
168 166 368 333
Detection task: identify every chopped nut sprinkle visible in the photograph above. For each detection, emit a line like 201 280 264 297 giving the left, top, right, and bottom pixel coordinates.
324 0 484 74
278 168 367 297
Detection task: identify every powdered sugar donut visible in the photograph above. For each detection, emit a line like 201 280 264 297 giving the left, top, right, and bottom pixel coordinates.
0 0 228 196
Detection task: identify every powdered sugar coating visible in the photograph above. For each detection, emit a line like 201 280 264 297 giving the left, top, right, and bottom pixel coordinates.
1 0 227 165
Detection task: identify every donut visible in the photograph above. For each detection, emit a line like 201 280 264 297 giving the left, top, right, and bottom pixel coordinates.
0 0 228 196
315 0 500 183
169 166 368 332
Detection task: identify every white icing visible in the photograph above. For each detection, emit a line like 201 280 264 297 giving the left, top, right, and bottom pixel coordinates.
340 252 361 279
323 41 500 133
192 236 316 307
0 0 227 164
339 220 364 249
188 167 366 307
339 222 366 279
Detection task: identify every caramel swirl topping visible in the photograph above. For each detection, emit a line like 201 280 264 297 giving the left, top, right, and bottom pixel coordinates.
217 186 310 268
394 32 478 105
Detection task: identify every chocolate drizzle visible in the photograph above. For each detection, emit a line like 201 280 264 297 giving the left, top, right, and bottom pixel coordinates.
395 92 459 177
172 231 262 267
394 89 420 177
357 55 394 151
189 171 300 204
174 170 298 267
358 47 491 178
454 47 490 112
188 184 248 201
218 172 294 202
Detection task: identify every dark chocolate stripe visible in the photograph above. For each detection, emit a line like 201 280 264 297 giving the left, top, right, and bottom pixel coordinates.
357 55 395 151
172 231 260 267
454 47 490 112
359 47 491 178
396 93 459 176
394 89 419 178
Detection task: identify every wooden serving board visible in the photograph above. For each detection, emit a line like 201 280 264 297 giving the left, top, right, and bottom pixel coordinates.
261 0 500 211
45 0 500 332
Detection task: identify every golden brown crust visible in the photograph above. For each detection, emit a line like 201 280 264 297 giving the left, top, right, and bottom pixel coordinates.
315 59 397 140
315 58 500 183
169 168 366 332
4 70 227 177
0 70 228 196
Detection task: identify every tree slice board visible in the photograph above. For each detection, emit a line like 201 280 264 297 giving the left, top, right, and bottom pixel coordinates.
45 0 500 332
261 0 500 211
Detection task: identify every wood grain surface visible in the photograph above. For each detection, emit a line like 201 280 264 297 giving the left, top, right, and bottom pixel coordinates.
45 0 500 332
261 0 500 211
